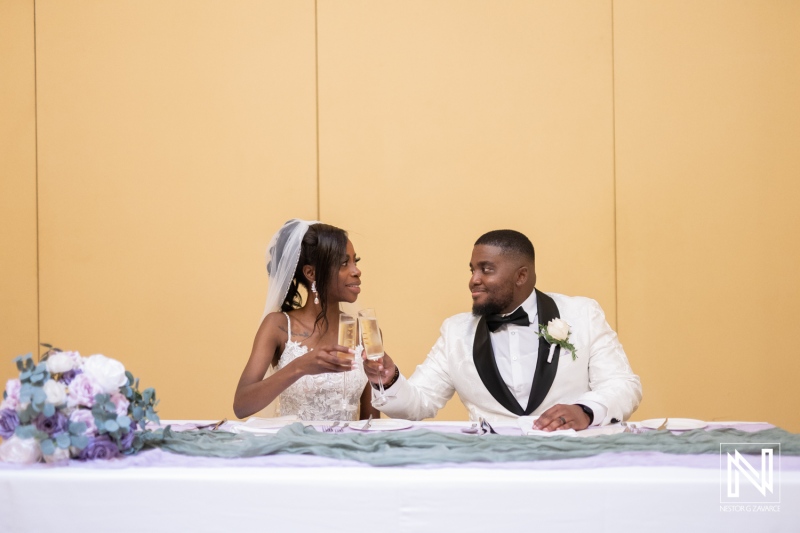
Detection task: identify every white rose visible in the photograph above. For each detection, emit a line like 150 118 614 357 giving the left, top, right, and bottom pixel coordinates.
82 354 128 394
45 351 80 374
0 436 42 464
42 379 68 406
44 446 72 464
547 318 571 341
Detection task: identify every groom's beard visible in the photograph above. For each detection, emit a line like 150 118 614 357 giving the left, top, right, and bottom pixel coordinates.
472 285 515 317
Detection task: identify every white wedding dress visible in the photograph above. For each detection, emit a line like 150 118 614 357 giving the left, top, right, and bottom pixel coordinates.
275 313 368 420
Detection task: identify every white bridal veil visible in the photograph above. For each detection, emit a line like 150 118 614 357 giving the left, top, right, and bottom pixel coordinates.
262 219 320 319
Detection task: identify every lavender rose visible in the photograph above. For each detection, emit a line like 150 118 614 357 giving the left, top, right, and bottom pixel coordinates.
68 408 97 434
77 435 119 460
34 411 69 436
109 392 130 417
59 369 82 386
67 373 103 408
1 379 22 411
0 408 20 439
120 428 136 450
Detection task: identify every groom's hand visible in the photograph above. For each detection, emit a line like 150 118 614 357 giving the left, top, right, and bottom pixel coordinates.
534 404 591 431
363 352 397 386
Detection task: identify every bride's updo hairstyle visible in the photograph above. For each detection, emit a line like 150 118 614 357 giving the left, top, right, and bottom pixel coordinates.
282 223 348 331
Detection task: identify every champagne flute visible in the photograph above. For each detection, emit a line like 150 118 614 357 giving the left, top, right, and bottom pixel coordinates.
337 312 358 418
358 308 388 407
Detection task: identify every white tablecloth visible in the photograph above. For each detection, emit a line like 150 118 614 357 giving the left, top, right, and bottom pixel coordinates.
1 421 797 532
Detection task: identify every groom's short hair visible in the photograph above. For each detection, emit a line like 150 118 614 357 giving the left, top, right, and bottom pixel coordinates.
475 230 535 261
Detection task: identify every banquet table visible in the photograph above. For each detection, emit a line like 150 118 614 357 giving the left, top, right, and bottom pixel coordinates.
1 419 798 533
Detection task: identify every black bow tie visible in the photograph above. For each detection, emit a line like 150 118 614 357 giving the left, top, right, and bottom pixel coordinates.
485 307 530 332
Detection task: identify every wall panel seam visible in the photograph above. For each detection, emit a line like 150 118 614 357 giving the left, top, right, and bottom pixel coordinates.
33 0 40 352
611 0 619 333
314 0 321 220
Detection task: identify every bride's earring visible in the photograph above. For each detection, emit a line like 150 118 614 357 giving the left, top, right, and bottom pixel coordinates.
311 281 319 305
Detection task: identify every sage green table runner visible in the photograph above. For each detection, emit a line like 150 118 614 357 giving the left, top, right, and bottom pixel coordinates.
144 423 800 467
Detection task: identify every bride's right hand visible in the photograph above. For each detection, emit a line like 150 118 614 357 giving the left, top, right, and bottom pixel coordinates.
292 345 355 376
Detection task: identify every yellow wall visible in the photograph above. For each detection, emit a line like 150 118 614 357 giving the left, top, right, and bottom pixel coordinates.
34 0 318 419
614 0 800 429
317 0 617 421
1 0 798 431
0 0 38 389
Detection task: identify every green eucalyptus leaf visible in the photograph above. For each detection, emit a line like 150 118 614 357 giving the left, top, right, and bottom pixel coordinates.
56 433 71 449
40 438 55 456
20 370 32 381
71 434 88 449
117 415 131 429
43 403 55 417
30 373 44 384
132 406 144 420
14 425 35 439
105 420 119 432
32 388 46 404
104 403 116 414
19 386 32 403
69 421 87 435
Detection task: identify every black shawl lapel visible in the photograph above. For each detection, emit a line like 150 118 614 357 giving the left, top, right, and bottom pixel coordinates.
472 315 525 416
524 289 561 415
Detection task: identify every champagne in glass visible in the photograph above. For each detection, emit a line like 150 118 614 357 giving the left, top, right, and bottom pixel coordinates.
358 309 388 407
337 313 357 416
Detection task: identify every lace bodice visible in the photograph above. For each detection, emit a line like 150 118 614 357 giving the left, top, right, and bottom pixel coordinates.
275 313 368 420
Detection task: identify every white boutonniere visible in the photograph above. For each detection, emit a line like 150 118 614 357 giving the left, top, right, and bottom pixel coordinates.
536 318 577 362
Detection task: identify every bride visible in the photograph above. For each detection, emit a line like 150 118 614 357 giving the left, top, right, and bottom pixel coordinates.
233 219 379 421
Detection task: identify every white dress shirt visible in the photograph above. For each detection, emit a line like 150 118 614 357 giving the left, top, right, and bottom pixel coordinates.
492 291 607 426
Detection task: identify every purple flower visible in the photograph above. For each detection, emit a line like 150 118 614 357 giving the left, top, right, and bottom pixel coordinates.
59 369 81 386
68 408 97 434
1 379 22 410
109 392 130 417
0 408 19 439
120 428 136 451
66 373 103 408
33 411 69 436
77 435 120 460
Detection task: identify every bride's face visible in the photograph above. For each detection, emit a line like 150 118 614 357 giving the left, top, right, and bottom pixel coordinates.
329 239 361 303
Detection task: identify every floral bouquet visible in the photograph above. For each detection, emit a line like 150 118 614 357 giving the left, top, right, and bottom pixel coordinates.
0 345 159 464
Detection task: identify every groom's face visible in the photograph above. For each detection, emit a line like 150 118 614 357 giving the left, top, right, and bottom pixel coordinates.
469 245 522 316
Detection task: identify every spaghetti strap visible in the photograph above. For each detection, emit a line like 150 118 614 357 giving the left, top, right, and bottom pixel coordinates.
282 312 292 340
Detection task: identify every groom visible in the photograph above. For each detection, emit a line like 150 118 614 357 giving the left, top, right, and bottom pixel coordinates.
366 230 641 430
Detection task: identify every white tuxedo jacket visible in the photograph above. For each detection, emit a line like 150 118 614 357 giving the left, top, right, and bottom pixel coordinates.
380 291 642 425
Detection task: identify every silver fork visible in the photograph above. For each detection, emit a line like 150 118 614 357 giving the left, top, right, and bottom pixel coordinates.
322 420 342 433
362 414 373 431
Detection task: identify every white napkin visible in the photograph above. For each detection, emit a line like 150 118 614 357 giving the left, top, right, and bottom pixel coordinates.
517 416 578 437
